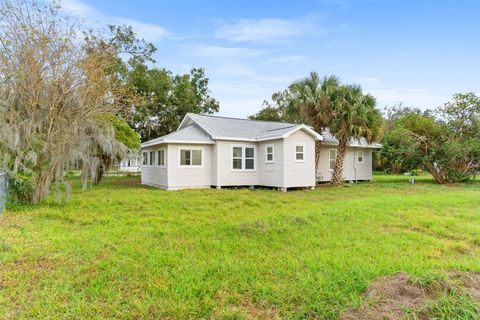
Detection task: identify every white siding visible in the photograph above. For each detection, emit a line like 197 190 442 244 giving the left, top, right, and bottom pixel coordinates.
214 140 258 186
282 130 316 188
166 144 213 190
142 129 319 190
257 139 284 187
141 145 168 188
316 146 373 182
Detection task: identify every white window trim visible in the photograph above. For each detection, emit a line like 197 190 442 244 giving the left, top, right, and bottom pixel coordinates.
294 143 305 162
142 152 148 166
356 149 364 163
265 144 274 163
329 148 337 171
157 148 166 168
231 144 256 172
178 147 204 168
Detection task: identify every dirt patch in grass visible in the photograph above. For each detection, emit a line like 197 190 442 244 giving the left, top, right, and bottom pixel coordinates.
341 272 480 320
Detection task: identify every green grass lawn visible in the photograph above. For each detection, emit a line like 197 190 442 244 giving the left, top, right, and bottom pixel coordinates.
1 175 479 319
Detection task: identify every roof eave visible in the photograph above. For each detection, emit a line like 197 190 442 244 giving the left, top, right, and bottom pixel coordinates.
282 125 323 141
142 140 215 148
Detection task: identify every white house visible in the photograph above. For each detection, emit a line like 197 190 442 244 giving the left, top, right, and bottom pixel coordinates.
117 156 141 173
316 129 382 182
140 113 380 190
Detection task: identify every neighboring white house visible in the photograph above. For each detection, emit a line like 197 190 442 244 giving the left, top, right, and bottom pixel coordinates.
117 156 141 173
140 113 380 190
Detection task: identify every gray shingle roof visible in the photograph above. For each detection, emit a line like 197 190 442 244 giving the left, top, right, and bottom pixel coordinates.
321 129 382 149
184 113 301 139
141 123 214 147
142 113 380 148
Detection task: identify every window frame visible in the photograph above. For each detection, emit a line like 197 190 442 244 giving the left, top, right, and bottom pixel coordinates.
157 148 166 167
178 147 203 168
142 152 148 166
329 148 337 171
231 145 256 171
265 144 274 163
294 143 305 162
356 149 364 163
149 151 155 166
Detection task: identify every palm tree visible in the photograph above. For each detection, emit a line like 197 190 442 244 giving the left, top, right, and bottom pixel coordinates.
288 72 340 172
329 85 383 186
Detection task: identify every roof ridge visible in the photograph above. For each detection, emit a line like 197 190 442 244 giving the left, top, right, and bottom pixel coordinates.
190 113 297 126
264 124 298 132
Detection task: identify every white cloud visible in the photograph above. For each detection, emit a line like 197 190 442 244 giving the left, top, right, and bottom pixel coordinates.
351 78 450 109
215 17 318 44
188 45 265 59
59 0 170 42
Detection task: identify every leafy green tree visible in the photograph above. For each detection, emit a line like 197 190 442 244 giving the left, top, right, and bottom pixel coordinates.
249 90 305 123
127 65 219 142
438 92 480 140
88 26 220 142
248 105 284 122
383 94 480 183
378 104 434 173
92 115 141 184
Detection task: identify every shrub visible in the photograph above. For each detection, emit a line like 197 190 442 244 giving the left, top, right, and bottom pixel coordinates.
411 169 424 176
7 173 34 204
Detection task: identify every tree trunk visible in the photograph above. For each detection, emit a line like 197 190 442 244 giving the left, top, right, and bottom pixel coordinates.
94 155 112 184
315 140 322 178
331 139 347 186
428 165 445 184
32 170 54 204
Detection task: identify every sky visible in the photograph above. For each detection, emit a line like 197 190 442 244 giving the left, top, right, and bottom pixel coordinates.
61 0 480 118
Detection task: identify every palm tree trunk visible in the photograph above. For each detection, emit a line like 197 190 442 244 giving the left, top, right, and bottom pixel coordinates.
331 139 347 186
315 140 322 178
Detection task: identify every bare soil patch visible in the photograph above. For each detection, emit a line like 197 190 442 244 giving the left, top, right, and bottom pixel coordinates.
341 272 480 320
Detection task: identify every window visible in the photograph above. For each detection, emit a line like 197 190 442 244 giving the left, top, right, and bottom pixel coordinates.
295 144 305 161
180 149 202 166
245 147 255 170
265 144 274 163
356 149 364 163
232 146 255 171
232 147 242 169
329 149 337 171
158 149 165 167
149 151 155 166
142 152 147 165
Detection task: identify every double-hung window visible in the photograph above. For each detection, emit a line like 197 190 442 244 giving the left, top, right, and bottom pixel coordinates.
142 152 147 165
294 144 305 162
356 149 364 163
158 149 165 167
265 144 274 163
232 146 255 171
149 151 155 166
329 149 337 171
180 149 202 166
